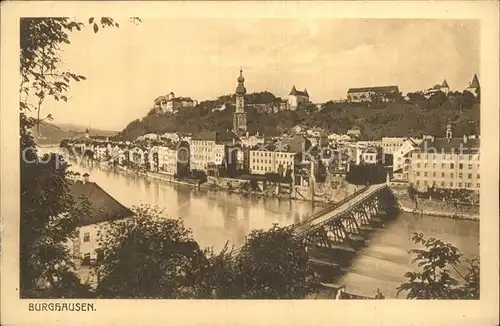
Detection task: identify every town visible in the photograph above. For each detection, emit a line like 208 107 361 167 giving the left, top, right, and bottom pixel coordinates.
17 17 484 303
61 70 481 204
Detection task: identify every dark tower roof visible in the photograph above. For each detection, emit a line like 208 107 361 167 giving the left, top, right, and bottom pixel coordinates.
289 85 309 97
442 79 449 88
469 74 480 88
235 68 246 95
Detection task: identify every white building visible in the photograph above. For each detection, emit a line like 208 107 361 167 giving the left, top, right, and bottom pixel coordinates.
66 175 134 267
249 144 295 176
287 85 309 110
189 131 240 172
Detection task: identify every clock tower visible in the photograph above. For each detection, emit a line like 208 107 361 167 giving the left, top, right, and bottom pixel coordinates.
233 67 247 136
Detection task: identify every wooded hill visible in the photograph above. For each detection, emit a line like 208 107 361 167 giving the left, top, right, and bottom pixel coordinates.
117 90 480 141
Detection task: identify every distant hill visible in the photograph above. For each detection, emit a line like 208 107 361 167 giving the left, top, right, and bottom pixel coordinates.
30 122 118 145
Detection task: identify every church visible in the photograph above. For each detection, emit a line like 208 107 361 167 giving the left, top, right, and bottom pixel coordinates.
233 68 248 136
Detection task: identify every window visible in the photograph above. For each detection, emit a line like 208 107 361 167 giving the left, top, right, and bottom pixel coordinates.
417 163 420 168
432 163 436 169
83 232 90 243
459 173 463 179
424 180 428 185
467 183 472 188
416 172 420 176
458 182 462 187
450 172 454 178
450 163 454 169
441 163 445 168
468 173 472 179
416 181 420 185
432 172 436 177
449 182 453 187
477 174 480 179
424 163 428 168
83 253 91 266
417 154 421 159
459 163 463 169
468 164 472 169
441 181 445 186
424 172 428 177
477 183 480 188
441 172 445 177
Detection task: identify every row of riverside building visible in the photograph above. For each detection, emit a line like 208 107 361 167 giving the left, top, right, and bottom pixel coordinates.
68 120 480 193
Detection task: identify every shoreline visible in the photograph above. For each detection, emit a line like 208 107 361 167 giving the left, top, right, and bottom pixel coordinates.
98 163 321 204
71 159 479 221
396 200 479 221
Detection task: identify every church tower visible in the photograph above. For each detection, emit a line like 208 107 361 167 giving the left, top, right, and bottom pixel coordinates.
233 67 247 136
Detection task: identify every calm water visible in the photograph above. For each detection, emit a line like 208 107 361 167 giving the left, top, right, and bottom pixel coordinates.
42 148 480 298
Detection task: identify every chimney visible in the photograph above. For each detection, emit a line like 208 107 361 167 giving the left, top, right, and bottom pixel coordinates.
82 173 90 184
463 134 468 144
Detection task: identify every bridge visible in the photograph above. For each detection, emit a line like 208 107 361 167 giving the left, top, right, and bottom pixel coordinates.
231 183 399 271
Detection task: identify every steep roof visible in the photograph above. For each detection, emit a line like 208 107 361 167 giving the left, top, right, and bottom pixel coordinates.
442 79 449 88
68 180 134 227
469 74 480 88
289 85 309 97
191 130 240 144
347 86 399 94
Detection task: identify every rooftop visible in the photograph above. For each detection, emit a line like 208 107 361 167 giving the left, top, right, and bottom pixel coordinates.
415 137 480 154
68 180 134 227
347 86 399 94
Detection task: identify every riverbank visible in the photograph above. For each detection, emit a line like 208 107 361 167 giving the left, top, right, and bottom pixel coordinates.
107 164 326 204
390 186 479 221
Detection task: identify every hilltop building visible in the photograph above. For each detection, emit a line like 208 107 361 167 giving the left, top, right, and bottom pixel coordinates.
288 85 310 110
424 80 449 98
233 68 248 136
154 92 198 113
466 74 480 97
346 86 400 103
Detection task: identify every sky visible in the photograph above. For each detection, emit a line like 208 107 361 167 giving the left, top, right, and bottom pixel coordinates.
36 18 479 131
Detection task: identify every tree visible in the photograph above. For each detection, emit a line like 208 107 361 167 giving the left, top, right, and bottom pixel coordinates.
96 205 212 298
396 233 480 299
232 225 320 299
19 17 140 297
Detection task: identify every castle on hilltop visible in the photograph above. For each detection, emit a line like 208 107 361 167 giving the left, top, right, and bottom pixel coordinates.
153 92 198 113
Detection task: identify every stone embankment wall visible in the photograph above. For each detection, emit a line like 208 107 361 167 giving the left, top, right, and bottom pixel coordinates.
390 184 479 220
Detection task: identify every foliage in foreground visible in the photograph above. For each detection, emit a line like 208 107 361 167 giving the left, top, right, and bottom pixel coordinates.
95 210 320 299
396 232 480 299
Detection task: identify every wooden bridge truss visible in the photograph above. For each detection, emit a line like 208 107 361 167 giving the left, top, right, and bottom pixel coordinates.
298 186 395 252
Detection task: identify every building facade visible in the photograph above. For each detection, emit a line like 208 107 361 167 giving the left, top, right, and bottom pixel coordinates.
249 145 295 177
233 68 248 136
288 85 309 110
410 125 480 192
347 86 400 103
466 74 480 97
189 131 240 172
66 177 134 266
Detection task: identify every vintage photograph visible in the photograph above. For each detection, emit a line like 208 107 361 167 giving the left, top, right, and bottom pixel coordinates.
18 16 483 301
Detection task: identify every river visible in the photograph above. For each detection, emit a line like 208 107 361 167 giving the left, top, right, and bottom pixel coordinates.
44 148 480 298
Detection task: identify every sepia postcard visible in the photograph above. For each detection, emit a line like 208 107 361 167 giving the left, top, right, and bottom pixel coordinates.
1 1 499 325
